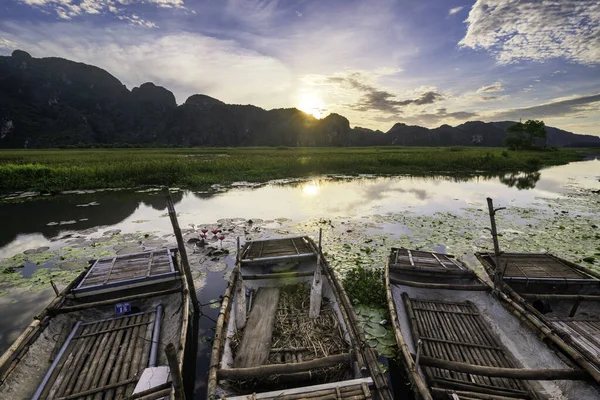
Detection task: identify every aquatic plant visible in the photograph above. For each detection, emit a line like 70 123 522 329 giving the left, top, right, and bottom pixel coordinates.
0 147 585 195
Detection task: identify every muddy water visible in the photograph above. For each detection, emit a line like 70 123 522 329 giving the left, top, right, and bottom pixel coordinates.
1 158 599 397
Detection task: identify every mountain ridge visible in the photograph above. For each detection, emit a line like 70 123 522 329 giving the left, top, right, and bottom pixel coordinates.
1 50 599 148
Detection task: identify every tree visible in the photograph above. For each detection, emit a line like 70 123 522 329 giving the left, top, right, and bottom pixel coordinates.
504 120 547 150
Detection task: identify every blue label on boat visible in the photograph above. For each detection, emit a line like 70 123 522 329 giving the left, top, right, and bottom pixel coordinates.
115 302 131 314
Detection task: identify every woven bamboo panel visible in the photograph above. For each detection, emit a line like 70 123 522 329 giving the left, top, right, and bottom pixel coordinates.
76 249 174 291
488 253 590 280
258 382 372 399
550 319 600 360
244 237 313 260
403 295 532 398
390 248 464 270
39 311 156 400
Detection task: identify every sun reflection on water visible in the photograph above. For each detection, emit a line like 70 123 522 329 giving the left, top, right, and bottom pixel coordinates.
302 180 320 196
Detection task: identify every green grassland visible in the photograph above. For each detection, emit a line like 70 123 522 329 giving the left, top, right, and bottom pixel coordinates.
0 147 588 194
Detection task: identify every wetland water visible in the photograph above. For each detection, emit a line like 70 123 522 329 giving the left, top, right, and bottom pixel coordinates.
1 158 599 397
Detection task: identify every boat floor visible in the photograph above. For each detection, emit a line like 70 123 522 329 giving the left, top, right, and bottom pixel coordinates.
402 294 531 397
225 283 352 393
226 378 373 400
549 318 600 360
37 310 158 400
391 284 600 399
0 291 184 400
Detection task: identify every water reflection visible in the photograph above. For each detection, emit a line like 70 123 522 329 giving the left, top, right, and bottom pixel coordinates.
0 191 184 248
499 171 541 190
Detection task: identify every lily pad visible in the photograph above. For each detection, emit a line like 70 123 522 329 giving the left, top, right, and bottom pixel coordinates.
364 323 388 338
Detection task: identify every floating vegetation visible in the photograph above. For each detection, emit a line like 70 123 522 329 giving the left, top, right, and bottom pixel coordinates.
354 306 396 359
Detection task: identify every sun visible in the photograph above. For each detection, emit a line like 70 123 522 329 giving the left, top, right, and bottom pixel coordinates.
298 93 325 119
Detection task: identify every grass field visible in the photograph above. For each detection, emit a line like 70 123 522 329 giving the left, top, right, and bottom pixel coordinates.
0 147 587 194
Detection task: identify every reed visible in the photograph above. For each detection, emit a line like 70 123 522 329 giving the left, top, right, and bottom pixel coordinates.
0 147 584 194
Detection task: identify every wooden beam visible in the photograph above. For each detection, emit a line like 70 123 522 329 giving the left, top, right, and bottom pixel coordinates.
390 277 490 291
234 287 280 368
102 256 118 284
165 191 200 314
419 356 589 380
220 353 352 380
165 343 184 400
520 294 600 301
53 287 181 314
242 271 314 280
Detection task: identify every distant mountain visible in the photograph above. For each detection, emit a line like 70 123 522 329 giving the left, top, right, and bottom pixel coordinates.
1 50 599 148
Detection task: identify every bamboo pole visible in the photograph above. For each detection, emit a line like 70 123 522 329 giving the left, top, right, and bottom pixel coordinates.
0 319 40 377
385 262 433 400
176 270 191 372
50 280 60 296
390 277 490 291
0 263 91 379
54 287 181 314
307 239 370 373
520 293 600 301
127 382 172 399
486 197 505 258
495 287 600 383
72 318 120 395
206 266 237 396
134 388 173 400
165 190 200 314
311 236 393 400
165 343 184 400
243 271 315 280
433 377 530 398
419 356 588 380
55 376 138 400
218 352 352 380
431 387 526 400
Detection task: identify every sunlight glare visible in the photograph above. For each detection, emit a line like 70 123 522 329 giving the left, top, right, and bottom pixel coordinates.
302 180 320 196
298 93 325 119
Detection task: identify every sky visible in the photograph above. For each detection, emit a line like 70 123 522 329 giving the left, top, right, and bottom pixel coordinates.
0 0 599 136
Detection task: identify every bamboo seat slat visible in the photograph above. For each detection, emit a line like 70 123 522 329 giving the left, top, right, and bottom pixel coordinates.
35 311 157 400
412 307 480 316
420 336 502 351
72 320 153 339
402 294 534 396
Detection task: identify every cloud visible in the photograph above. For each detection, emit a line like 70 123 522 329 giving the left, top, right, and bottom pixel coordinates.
0 22 293 106
476 82 504 93
459 0 600 65
328 72 442 114
225 0 279 30
0 38 19 49
448 6 464 15
16 0 185 26
488 93 600 120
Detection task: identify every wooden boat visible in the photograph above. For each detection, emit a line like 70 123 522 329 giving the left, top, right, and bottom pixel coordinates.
476 252 600 382
0 248 192 400
474 197 600 384
385 247 600 400
207 235 393 400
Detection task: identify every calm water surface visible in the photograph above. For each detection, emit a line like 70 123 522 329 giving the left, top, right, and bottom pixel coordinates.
1 158 599 397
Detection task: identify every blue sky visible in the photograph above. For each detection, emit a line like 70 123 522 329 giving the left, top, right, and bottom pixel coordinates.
1 0 599 135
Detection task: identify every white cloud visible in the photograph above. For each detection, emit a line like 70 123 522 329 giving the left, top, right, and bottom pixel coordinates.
117 14 157 28
476 81 504 93
448 6 464 15
17 0 186 26
459 0 600 65
0 22 294 107
484 93 600 120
